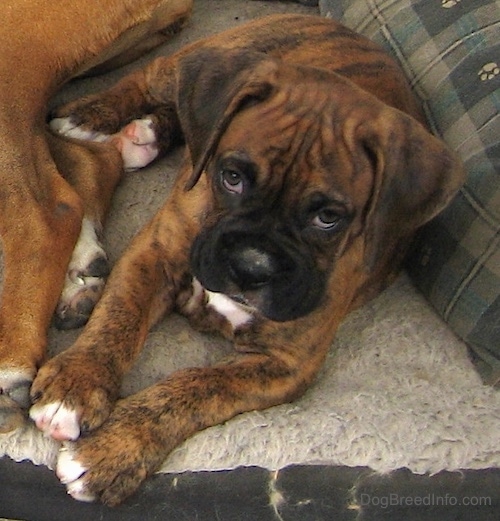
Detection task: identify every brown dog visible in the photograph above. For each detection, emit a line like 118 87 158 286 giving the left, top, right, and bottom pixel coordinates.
0 0 192 432
29 14 464 505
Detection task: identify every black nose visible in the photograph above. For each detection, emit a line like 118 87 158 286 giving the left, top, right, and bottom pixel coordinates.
227 246 278 289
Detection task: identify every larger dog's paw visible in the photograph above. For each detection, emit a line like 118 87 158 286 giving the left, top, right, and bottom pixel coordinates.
0 372 33 433
55 218 109 330
51 114 159 172
29 351 119 441
55 402 164 505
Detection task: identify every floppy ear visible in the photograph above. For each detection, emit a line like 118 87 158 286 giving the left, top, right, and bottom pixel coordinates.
174 48 278 189
357 108 465 269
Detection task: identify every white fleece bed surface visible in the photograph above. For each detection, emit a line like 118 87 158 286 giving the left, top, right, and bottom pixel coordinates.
1 0 499 479
2 274 499 476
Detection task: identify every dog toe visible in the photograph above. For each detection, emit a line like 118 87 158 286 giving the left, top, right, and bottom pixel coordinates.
85 256 111 279
2 378 32 409
111 116 159 171
57 445 87 483
0 395 27 433
54 289 103 330
30 401 81 441
57 446 96 502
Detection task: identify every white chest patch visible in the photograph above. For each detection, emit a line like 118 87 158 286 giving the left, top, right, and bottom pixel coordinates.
206 290 254 329
189 278 253 329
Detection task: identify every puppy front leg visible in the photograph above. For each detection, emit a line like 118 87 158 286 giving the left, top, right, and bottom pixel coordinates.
49 57 183 171
53 338 327 505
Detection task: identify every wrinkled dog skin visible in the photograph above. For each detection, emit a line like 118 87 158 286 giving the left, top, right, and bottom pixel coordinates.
0 0 192 434
30 14 464 505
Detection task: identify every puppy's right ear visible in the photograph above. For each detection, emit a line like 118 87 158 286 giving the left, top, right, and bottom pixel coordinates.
175 48 278 189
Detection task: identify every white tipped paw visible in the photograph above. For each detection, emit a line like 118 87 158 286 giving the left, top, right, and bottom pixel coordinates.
50 117 109 143
30 401 81 441
50 115 158 172
55 218 109 330
57 446 96 502
111 117 159 171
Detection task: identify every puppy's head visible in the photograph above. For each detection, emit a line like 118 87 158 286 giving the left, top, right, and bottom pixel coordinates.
177 48 464 321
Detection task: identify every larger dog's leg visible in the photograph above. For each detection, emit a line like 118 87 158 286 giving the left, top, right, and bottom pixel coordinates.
0 0 192 431
48 134 125 330
0 134 85 432
0 132 127 432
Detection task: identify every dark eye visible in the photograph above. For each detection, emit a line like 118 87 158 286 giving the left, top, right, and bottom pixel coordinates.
220 168 244 195
312 208 341 230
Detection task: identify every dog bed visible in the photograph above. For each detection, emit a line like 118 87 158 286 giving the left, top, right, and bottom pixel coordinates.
1 1 499 519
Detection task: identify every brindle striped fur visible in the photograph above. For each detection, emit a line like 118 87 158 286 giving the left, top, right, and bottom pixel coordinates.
30 15 463 505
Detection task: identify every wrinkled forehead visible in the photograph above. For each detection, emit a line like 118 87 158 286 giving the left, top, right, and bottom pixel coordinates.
214 87 372 209
221 80 331 145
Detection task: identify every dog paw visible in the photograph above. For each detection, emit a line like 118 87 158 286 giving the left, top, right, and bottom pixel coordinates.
49 95 122 137
50 116 110 143
30 352 117 441
54 406 157 505
57 446 97 502
51 115 159 172
54 218 109 330
110 117 159 171
29 401 81 441
0 394 29 433
0 369 34 432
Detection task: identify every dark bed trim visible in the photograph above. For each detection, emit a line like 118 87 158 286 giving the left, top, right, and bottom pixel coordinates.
1 458 498 520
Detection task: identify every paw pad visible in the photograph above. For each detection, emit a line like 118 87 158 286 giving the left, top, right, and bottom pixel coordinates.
478 62 500 82
441 0 460 8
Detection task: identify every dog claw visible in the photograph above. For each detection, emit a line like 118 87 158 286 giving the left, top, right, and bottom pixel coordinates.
74 275 86 286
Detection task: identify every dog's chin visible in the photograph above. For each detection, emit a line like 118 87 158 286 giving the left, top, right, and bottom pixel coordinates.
194 272 322 323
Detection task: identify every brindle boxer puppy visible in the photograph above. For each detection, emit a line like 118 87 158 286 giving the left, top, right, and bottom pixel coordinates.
30 14 464 505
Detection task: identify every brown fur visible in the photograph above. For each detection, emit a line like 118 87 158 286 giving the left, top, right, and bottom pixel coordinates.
30 15 464 505
0 0 193 431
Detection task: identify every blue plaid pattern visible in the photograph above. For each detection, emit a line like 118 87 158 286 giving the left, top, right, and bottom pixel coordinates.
319 0 500 384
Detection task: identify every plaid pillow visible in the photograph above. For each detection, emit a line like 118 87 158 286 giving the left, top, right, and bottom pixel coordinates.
319 0 500 384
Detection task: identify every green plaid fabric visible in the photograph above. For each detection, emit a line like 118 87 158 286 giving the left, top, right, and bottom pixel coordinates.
319 0 500 384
